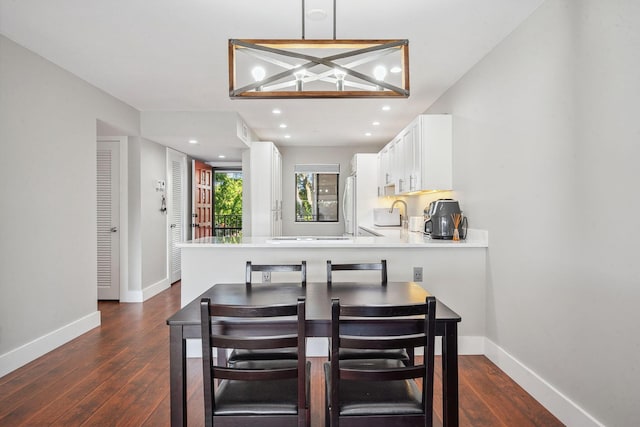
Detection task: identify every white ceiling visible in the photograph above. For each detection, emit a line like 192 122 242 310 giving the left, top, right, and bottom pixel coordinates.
0 0 544 162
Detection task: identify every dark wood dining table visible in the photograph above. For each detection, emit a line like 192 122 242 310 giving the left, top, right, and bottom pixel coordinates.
166 281 461 427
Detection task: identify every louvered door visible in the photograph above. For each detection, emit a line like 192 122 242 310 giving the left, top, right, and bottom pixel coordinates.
96 141 120 300
169 151 185 283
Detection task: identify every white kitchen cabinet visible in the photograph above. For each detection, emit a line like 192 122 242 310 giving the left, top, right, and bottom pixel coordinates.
416 114 452 192
389 136 403 193
377 146 391 196
403 121 421 192
378 114 452 194
249 141 282 237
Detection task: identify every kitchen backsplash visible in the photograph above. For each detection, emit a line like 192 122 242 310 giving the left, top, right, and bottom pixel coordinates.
379 190 457 219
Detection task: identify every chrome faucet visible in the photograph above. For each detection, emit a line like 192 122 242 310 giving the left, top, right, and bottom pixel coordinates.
389 199 407 217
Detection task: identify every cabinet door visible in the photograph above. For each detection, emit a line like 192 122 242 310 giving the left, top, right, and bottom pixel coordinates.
271 146 283 236
250 141 281 237
405 121 421 192
419 115 452 191
388 137 404 194
378 146 392 196
376 152 384 196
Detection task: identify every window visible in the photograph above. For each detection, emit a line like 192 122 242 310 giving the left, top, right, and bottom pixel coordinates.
295 164 339 222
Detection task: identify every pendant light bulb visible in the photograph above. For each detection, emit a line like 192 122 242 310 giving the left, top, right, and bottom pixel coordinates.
294 68 306 91
251 66 266 82
373 65 387 81
334 68 347 91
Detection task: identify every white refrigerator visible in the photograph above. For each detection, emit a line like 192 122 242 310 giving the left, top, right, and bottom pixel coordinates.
343 153 380 235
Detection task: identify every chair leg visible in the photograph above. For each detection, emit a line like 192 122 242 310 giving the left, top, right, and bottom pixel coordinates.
325 404 330 427
407 347 415 365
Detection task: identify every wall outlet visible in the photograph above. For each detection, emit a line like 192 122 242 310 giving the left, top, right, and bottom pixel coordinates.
413 267 423 282
262 271 271 283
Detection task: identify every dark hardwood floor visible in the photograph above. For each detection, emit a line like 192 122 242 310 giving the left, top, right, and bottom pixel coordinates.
0 282 563 426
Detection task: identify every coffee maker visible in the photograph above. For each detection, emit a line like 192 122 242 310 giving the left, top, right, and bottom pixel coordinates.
424 199 468 239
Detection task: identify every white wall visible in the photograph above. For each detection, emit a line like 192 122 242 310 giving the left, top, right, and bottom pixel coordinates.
140 138 170 294
0 35 139 374
279 145 379 236
121 136 172 301
426 1 640 425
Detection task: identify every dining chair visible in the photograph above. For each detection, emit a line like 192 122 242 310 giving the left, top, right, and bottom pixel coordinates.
246 261 307 286
326 259 387 286
324 296 436 427
228 261 307 365
200 297 309 427
326 259 412 364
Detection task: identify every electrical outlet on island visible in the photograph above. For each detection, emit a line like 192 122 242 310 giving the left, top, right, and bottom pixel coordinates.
262 271 271 283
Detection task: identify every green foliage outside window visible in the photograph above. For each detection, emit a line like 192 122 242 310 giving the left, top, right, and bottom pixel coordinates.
296 172 314 221
215 171 242 220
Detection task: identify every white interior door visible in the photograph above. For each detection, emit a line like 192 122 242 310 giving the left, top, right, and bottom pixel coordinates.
168 149 186 283
96 141 120 300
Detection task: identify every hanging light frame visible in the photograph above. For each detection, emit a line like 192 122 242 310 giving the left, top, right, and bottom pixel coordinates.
228 38 410 99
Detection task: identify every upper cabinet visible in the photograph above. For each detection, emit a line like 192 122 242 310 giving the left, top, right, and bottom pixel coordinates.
378 114 452 195
248 141 282 237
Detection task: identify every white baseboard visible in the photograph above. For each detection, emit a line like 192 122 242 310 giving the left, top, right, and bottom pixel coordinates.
142 278 171 301
120 278 170 303
0 311 101 378
484 338 603 427
120 290 143 303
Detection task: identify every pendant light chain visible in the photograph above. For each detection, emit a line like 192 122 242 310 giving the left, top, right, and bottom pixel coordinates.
333 0 337 40
301 0 305 39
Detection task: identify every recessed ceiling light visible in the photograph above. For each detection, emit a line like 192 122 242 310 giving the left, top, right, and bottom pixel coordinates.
390 66 402 73
382 105 391 111
365 132 372 136
284 134 291 139
188 139 198 144
279 123 287 128
218 155 226 159
272 108 282 114
372 121 380 126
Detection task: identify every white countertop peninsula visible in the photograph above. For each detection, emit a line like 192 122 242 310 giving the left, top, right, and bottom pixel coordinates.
178 228 488 249
178 228 488 356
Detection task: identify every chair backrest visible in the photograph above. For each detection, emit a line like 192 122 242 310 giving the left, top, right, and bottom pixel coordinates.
200 297 307 426
246 261 307 286
328 296 436 426
326 259 387 285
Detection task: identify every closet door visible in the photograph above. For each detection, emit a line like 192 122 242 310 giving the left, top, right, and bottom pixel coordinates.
168 150 186 283
97 141 120 300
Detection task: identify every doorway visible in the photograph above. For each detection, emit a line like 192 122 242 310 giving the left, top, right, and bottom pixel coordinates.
213 169 243 237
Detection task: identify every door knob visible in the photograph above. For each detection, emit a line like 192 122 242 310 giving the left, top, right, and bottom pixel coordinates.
110 227 118 232
170 224 177 228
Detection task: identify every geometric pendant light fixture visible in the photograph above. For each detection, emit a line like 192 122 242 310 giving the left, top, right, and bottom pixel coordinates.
229 38 409 98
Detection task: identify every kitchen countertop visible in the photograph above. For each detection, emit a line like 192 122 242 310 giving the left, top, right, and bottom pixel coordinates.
178 227 488 248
